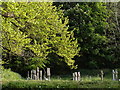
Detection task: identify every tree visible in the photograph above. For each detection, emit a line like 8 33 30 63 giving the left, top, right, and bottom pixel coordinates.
104 2 120 68
1 2 31 71
54 2 112 69
1 2 80 75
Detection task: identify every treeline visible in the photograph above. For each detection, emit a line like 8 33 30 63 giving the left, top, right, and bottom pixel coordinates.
53 2 120 70
0 2 120 76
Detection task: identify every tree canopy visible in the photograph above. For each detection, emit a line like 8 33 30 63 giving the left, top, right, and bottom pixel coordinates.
1 2 120 76
1 2 79 74
54 2 120 69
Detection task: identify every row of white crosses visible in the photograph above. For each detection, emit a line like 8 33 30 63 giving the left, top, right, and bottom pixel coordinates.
73 71 104 81
27 67 51 81
100 69 119 81
73 72 81 81
73 69 119 81
112 69 118 81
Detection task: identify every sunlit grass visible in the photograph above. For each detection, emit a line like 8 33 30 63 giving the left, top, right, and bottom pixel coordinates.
1 69 120 88
2 69 22 81
2 79 119 88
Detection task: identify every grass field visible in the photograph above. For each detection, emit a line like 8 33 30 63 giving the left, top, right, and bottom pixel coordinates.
2 79 119 89
1 69 120 89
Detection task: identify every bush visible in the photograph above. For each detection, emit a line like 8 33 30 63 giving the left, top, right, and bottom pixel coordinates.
1 69 22 81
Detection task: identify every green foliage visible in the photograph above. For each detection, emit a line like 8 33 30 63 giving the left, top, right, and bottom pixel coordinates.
1 1 119 78
105 2 120 68
1 69 22 81
1 2 79 72
54 2 114 69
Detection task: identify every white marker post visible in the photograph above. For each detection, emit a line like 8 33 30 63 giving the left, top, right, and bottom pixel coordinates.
78 72 81 81
37 67 39 80
75 72 78 81
31 70 33 79
28 71 29 77
89 76 91 80
33 70 36 80
115 69 118 81
27 71 30 80
112 70 115 81
100 70 104 81
47 68 51 81
40 70 42 80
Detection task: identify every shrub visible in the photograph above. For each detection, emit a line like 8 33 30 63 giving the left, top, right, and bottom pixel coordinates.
1 69 22 81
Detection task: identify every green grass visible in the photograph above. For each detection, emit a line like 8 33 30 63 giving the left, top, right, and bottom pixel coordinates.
1 69 120 89
2 80 119 89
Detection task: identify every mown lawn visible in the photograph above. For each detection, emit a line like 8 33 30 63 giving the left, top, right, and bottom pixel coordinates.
1 79 120 89
1 69 120 89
